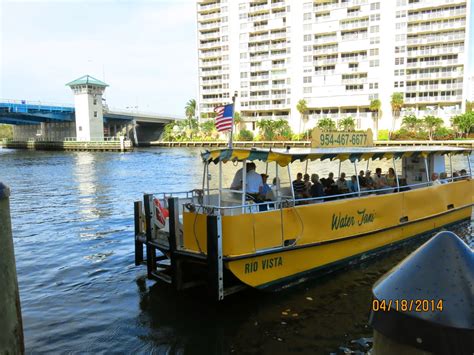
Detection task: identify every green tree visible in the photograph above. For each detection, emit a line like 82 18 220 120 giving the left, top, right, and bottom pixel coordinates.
390 92 404 132
296 99 308 136
317 117 336 131
184 99 196 119
338 116 356 131
256 119 275 140
466 100 473 113
237 129 254 141
451 112 474 137
233 111 242 132
256 118 292 140
0 124 13 140
402 114 422 133
423 115 444 140
369 99 381 138
200 120 216 135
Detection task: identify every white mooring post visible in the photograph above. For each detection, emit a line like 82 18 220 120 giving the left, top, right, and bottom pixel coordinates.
0 182 24 354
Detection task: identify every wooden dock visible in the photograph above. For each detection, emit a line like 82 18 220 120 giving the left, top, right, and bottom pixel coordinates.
0 139 133 152
149 140 474 148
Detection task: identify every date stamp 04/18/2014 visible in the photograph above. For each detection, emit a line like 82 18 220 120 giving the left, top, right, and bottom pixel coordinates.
372 299 444 312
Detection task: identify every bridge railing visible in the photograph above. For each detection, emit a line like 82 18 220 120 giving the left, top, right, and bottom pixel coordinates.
0 98 74 108
105 107 185 120
64 137 126 142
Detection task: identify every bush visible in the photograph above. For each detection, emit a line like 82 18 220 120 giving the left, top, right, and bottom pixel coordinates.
433 127 455 140
377 129 389 140
237 129 254 141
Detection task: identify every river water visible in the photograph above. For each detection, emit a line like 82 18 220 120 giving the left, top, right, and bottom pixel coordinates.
1 147 472 354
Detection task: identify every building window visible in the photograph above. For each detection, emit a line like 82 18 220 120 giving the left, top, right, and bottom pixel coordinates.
370 25 379 33
369 60 379 67
303 87 312 93
370 48 379 56
304 34 311 41
93 98 97 105
303 76 312 83
94 111 98 118
79 126 82 131
395 57 404 65
370 2 380 10
303 13 311 20
370 37 380 44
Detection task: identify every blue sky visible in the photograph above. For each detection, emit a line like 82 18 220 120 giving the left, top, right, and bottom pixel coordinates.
0 0 198 115
0 0 473 115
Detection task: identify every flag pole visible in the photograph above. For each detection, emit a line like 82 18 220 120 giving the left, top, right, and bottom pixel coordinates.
229 91 238 149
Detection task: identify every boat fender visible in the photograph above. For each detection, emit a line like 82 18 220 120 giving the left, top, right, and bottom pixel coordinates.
153 198 169 229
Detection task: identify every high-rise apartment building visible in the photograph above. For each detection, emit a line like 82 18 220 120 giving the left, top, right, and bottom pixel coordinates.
196 0 471 133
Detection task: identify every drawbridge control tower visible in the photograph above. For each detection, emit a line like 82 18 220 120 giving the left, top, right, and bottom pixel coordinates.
66 75 108 141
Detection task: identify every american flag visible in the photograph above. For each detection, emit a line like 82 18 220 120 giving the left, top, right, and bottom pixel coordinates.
214 104 234 132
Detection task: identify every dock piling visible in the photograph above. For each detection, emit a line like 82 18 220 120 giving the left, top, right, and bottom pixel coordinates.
0 182 25 354
168 198 183 290
134 201 144 266
143 194 156 278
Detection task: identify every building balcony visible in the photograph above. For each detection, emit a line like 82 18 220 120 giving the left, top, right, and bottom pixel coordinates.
201 88 225 94
407 8 466 23
407 46 464 57
341 33 368 41
199 31 220 40
407 20 466 33
314 58 338 66
198 21 221 30
249 13 270 22
314 36 338 45
200 59 222 67
341 55 367 63
199 50 222 59
248 4 270 14
200 41 221 49
406 33 465 45
407 59 460 68
198 2 220 12
201 69 224 76
249 34 270 42
270 32 287 40
340 20 368 30
341 78 367 84
270 42 287 50
314 46 338 55
405 96 463 104
248 44 270 53
250 84 270 90
199 12 221 21
201 79 222 85
314 2 340 12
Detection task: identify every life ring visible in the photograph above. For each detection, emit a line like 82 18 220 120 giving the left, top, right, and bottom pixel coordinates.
153 198 169 229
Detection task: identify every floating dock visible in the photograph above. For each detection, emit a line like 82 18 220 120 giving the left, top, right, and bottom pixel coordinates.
0 138 133 152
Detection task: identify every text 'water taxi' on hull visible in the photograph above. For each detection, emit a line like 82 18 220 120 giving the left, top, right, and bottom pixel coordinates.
134 139 473 300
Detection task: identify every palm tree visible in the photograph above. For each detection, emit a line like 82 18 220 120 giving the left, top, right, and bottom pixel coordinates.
296 99 308 135
338 116 356 131
390 92 404 132
402 114 421 133
184 99 196 119
369 99 381 138
317 117 336 131
233 111 242 133
451 112 474 137
423 115 444 140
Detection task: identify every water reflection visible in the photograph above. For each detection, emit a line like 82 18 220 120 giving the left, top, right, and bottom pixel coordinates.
73 152 112 220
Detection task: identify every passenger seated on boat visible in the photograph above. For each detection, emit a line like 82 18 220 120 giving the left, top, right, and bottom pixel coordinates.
439 172 448 184
453 171 460 180
431 172 442 186
292 172 306 198
336 172 349 193
322 172 338 196
358 170 367 188
303 173 312 196
309 174 325 200
245 163 263 198
364 170 375 189
231 162 252 190
459 169 468 180
373 168 388 190
386 168 397 187
348 175 359 194
260 173 274 200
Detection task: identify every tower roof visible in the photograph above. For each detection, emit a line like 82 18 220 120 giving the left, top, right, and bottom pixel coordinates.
66 75 108 87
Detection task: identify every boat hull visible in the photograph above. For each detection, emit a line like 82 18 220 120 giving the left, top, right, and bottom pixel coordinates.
226 206 471 289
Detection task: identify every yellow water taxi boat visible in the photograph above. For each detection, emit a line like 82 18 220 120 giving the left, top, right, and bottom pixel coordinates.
134 139 473 300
